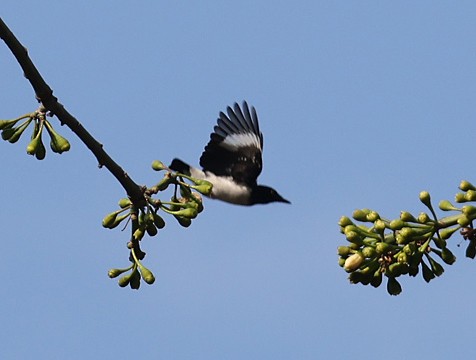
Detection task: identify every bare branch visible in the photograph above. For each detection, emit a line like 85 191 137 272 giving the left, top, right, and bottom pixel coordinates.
0 17 144 203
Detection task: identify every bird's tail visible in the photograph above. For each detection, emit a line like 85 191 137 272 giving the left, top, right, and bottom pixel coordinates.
169 158 192 176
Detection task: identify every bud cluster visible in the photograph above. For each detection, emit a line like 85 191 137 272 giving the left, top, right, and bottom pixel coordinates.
104 160 213 289
1 108 70 160
107 246 156 290
338 181 476 295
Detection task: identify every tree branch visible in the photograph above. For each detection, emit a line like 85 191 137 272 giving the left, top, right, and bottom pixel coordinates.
0 17 145 202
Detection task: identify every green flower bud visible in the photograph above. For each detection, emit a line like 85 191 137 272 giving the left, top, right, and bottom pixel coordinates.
386 277 402 296
465 190 476 201
338 257 346 267
1 127 16 141
366 211 380 222
462 205 476 218
432 236 446 250
352 209 369 222
191 182 213 196
374 219 386 233
370 270 383 288
118 273 132 287
439 226 459 240
400 211 417 222
348 243 361 251
35 138 46 160
151 160 167 171
439 200 459 212
108 269 121 278
167 198 181 211
26 135 41 155
396 233 407 245
102 212 118 228
460 180 476 191
403 243 416 255
421 260 435 283
44 120 70 153
138 211 146 225
180 184 193 198
417 212 431 224
152 212 166 229
359 272 374 286
399 265 410 276
389 219 405 231
118 198 132 208
146 222 158 237
145 212 154 223
108 213 130 229
175 215 192 227
387 262 406 277
397 251 408 264
139 266 155 285
183 197 200 211
360 261 379 275
189 178 209 186
375 242 390 255
344 252 364 272
173 207 198 219
455 192 466 203
129 268 141 289
337 246 351 257
408 264 419 277
344 225 370 243
457 215 471 227
343 224 358 234
7 120 31 143
108 268 129 278
349 271 373 285
395 231 413 245
345 231 362 244
154 175 173 192
0 119 19 130
400 227 414 239
338 216 354 228
348 271 364 284
50 132 70 153
419 191 432 208
409 251 423 267
427 256 444 276
361 246 376 258
441 247 456 265
466 240 476 259
10 120 32 143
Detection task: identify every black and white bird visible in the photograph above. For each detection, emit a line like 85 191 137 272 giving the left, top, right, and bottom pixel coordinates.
170 101 290 206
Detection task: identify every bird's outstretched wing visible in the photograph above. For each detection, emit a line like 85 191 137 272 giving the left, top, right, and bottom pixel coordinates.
199 101 264 187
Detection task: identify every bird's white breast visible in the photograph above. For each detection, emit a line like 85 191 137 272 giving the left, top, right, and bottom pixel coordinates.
189 167 251 205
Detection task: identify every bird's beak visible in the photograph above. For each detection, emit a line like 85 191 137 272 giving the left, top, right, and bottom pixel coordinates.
279 196 291 204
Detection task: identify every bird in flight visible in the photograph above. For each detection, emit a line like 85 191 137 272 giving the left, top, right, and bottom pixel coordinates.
170 101 290 206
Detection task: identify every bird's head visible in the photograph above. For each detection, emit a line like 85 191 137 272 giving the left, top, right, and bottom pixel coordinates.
251 185 290 205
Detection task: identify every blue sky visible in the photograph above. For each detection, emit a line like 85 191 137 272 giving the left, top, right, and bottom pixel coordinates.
2 1 476 359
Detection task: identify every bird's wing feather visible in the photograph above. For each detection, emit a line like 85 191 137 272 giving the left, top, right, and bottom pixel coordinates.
199 101 263 186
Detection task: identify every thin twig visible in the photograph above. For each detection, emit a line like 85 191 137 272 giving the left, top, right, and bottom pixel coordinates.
0 17 145 203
